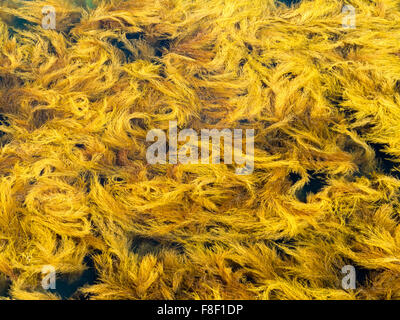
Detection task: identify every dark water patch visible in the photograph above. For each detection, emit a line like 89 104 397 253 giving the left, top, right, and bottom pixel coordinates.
355 265 370 287
307 32 319 40
0 277 12 298
126 32 145 41
49 255 98 300
395 80 400 94
156 63 167 78
295 171 328 203
273 238 296 261
289 172 302 184
154 39 171 58
241 272 256 284
98 174 107 186
0 114 11 145
130 117 147 130
369 143 400 178
0 114 10 132
204 241 215 250
277 0 302 6
266 59 278 69
109 39 134 63
244 42 253 53
283 72 297 81
11 17 36 32
327 92 346 111
225 259 242 273
354 122 375 137
74 143 85 149
239 58 247 69
335 43 362 59
132 237 161 256
328 33 340 42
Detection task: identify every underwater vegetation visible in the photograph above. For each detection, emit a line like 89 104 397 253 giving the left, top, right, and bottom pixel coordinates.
0 0 400 300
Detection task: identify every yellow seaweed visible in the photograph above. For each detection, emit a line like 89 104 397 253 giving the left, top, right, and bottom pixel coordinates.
0 0 400 300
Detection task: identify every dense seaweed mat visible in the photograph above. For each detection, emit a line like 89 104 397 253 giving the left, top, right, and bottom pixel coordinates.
1 0 400 300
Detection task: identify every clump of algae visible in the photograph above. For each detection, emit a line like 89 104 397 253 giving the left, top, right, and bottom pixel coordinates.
0 0 400 300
